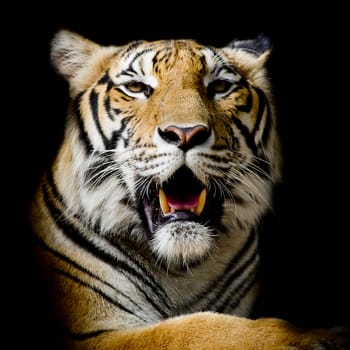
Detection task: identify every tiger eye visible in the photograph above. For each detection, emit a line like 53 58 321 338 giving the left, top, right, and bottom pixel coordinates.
207 79 232 97
125 81 147 93
124 81 154 97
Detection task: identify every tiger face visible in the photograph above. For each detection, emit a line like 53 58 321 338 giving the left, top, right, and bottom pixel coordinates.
50 30 281 269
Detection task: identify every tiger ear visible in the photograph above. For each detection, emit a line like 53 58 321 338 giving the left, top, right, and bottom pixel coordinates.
223 33 272 82
50 29 101 81
226 33 272 57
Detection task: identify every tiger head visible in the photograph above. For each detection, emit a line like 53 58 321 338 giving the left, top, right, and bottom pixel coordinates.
50 30 281 269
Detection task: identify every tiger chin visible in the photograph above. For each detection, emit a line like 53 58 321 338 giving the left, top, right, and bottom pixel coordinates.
29 29 349 349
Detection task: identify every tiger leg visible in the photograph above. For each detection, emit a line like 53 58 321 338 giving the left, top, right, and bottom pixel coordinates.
64 312 349 350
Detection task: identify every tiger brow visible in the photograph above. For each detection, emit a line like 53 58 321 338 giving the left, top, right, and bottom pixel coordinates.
128 48 154 66
121 40 145 59
116 67 138 78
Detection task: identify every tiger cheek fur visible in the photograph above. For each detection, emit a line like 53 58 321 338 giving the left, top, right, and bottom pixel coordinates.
29 30 349 350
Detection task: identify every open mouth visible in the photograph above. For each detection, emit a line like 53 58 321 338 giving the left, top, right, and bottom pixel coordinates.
141 166 223 235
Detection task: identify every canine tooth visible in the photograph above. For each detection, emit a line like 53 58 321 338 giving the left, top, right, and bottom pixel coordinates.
159 189 170 214
195 189 207 215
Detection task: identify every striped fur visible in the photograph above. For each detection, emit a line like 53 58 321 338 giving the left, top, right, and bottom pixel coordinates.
29 30 348 349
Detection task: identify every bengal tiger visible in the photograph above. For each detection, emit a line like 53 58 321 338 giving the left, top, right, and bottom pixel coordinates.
29 29 349 349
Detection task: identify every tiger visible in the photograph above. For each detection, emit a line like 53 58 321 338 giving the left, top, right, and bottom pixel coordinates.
29 29 349 349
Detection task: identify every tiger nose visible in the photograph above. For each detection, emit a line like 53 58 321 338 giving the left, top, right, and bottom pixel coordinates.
158 125 211 151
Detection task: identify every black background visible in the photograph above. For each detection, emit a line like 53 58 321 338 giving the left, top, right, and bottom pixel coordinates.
7 3 349 347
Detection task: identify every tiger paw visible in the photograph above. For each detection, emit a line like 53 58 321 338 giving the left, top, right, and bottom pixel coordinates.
168 313 350 350
250 318 350 350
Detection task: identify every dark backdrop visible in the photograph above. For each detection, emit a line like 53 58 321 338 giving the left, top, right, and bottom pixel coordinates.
8 4 349 348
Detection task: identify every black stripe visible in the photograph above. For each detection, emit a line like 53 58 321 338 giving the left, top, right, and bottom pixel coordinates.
42 180 171 314
46 169 64 204
223 229 257 275
215 64 238 76
214 249 259 312
232 115 258 155
236 83 252 113
32 233 144 311
118 48 154 78
72 93 93 154
90 90 110 149
218 268 258 313
69 329 112 340
252 88 267 136
153 49 171 66
117 68 137 78
113 116 132 148
104 78 118 121
129 48 154 67
54 266 147 321
201 233 258 311
121 41 145 59
252 88 272 177
240 87 272 159
97 73 110 85
209 51 226 67
261 100 272 147
90 90 132 150
232 86 271 156
44 170 88 229
182 229 256 309
34 230 168 319
104 96 114 121
113 87 128 95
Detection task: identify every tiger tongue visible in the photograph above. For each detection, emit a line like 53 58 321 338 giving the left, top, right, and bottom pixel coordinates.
167 194 199 210
159 188 206 215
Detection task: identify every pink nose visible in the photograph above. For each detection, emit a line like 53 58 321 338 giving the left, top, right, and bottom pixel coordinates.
158 125 210 151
